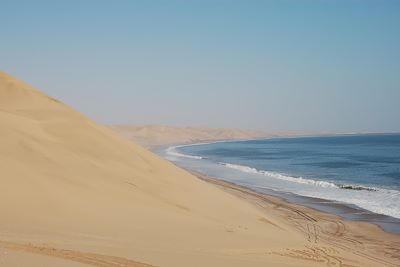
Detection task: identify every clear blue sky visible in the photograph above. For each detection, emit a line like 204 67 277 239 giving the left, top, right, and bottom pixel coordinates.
1 1 399 132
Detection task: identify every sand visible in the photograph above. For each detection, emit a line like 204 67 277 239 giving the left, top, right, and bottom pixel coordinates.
1 71 399 267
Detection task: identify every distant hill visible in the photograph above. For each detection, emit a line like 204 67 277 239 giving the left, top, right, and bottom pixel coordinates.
110 124 271 147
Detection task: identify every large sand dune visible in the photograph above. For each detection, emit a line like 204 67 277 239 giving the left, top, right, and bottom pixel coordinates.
0 71 395 267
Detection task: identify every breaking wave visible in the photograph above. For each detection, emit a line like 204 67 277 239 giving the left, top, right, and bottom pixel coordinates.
220 162 378 191
165 146 203 160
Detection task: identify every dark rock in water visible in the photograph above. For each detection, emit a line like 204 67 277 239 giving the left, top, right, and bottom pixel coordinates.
339 185 377 191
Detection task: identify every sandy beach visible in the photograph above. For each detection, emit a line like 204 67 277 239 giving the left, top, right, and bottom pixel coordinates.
1 71 400 267
193 172 400 266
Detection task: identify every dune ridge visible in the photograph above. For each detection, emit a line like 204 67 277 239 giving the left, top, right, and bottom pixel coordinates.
0 71 398 267
110 124 270 148
110 125 336 149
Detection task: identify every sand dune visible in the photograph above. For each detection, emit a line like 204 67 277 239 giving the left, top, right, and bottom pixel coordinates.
0 71 396 267
111 125 269 148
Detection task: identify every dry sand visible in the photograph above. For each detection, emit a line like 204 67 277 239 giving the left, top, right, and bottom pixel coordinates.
1 71 399 267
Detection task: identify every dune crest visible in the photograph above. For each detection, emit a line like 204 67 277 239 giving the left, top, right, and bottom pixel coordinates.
0 71 63 109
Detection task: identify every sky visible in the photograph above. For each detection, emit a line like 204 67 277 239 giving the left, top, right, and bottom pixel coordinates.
1 0 399 132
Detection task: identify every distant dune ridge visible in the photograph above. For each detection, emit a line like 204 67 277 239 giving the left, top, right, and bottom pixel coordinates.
0 71 398 267
110 125 270 147
110 125 330 148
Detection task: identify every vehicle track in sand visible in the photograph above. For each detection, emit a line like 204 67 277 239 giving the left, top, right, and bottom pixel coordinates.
0 241 156 267
197 173 400 267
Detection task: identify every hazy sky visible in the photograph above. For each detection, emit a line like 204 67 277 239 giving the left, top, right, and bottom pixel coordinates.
1 1 399 132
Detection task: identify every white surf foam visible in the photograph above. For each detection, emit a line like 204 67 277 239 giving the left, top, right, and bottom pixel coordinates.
165 146 203 160
219 162 400 218
221 163 338 188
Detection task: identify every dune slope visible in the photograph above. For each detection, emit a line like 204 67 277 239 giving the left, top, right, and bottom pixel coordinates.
0 71 382 267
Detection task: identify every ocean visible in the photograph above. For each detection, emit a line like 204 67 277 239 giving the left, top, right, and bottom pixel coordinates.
159 134 400 233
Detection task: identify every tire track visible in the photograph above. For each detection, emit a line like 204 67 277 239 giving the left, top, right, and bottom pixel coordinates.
0 241 156 267
195 173 400 267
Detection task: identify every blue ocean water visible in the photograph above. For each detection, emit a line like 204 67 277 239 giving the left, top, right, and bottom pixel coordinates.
162 134 400 221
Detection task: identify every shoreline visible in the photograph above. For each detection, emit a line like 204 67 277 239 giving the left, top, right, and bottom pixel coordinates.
157 138 400 234
191 170 400 266
148 132 400 150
